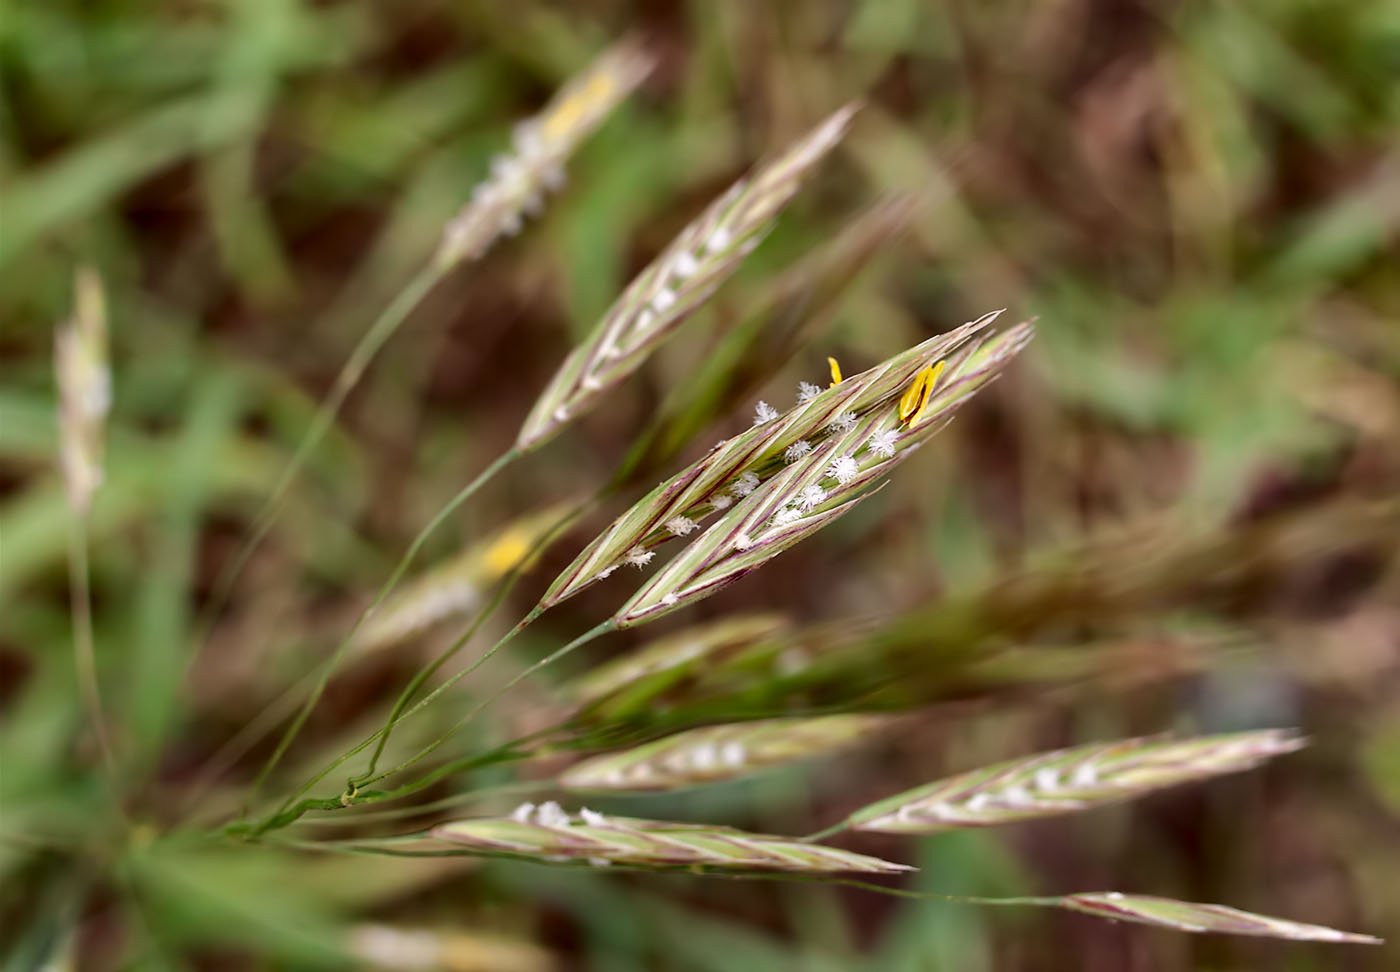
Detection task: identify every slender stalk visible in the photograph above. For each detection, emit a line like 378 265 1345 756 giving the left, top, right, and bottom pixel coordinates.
203 262 448 626
243 608 543 834
67 514 115 775
242 447 521 812
799 819 853 844
357 620 616 790
349 497 594 786
291 780 552 827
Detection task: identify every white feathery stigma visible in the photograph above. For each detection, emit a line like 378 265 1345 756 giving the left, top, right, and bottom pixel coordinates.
783 439 813 463
796 381 822 405
866 428 898 459
797 484 827 511
773 505 803 527
671 250 700 278
752 401 780 426
510 802 536 823
732 533 754 551
665 516 699 537
828 455 858 484
710 494 732 510
704 225 733 254
535 801 571 827
624 547 655 568
651 287 677 313
730 472 760 497
826 411 857 433
579 807 608 827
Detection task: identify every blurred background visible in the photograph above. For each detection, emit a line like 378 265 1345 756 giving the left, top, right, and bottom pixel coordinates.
2 0 1399 969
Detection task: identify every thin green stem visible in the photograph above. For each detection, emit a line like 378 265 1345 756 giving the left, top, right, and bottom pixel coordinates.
799 819 852 843
68 513 115 776
291 780 551 827
358 619 615 790
242 608 542 835
202 262 447 625
349 498 593 786
242 446 521 813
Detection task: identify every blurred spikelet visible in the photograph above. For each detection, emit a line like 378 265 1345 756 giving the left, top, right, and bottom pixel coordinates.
436 41 652 268
54 267 110 516
433 804 911 873
515 104 859 453
1057 893 1380 944
543 313 1026 609
348 924 556 971
850 730 1305 833
565 613 788 713
353 503 573 653
560 714 891 792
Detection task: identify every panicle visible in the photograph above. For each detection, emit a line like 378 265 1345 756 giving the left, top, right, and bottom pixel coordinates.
437 41 652 268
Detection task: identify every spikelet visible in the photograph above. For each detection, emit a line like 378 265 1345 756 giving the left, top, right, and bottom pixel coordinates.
436 41 652 268
433 806 912 874
849 730 1305 833
542 311 1023 608
1058 893 1380 944
55 267 110 517
560 714 891 792
352 503 574 654
515 105 859 453
565 613 788 712
611 323 1036 628
348 924 555 971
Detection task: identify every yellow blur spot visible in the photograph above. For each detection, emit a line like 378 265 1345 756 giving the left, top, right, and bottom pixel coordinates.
827 357 843 387
483 529 533 577
542 73 617 140
898 360 945 427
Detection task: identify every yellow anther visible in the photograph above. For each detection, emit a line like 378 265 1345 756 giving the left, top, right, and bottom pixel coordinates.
827 357 843 387
898 359 945 427
543 73 617 140
483 528 533 577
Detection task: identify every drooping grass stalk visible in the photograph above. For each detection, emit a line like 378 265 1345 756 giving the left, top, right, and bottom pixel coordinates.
350 620 617 793
242 447 521 811
203 263 448 625
348 499 596 786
